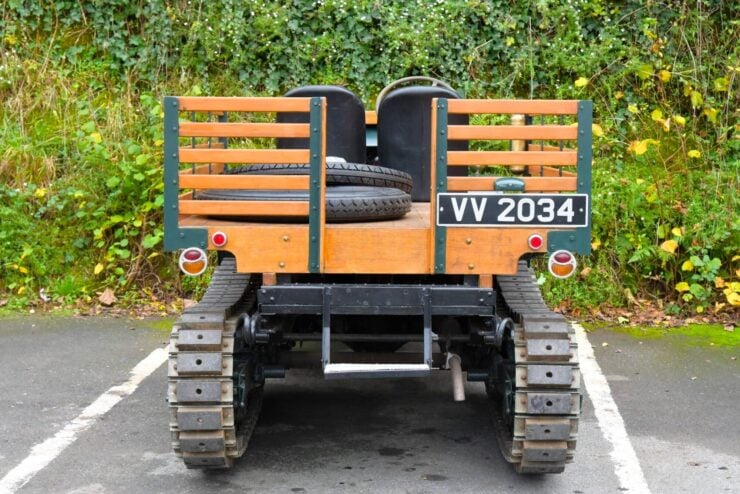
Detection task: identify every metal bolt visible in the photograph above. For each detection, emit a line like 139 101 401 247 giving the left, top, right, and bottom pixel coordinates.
311 236 317 241
171 100 177 106
278 261 285 268
313 127 318 132
579 155 583 159
440 130 446 135
468 263 475 270
465 238 472 245
222 363 227 369
569 235 575 241
172 127 177 131
282 235 289 242
172 153 177 158
270 296 275 301
313 154 318 158
179 232 184 238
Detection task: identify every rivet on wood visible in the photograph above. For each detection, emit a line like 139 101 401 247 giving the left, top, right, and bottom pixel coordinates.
468 263 475 270
282 235 290 242
465 238 472 245
278 261 286 268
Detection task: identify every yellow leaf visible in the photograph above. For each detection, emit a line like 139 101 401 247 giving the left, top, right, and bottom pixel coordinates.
592 124 604 137
90 132 102 144
627 104 639 114
18 286 26 295
505 36 515 47
34 187 47 198
574 77 589 88
651 108 664 121
615 91 624 100
681 260 694 271
703 107 718 123
696 305 704 314
660 239 678 254
714 277 726 288
671 227 683 237
732 255 740 262
673 115 686 126
688 149 701 158
635 178 645 185
690 90 703 108
155 139 164 147
3 34 17 46
727 292 740 307
591 238 601 250
629 139 658 156
661 118 670 132
675 281 690 292
19 266 29 274
94 263 105 275
658 70 671 82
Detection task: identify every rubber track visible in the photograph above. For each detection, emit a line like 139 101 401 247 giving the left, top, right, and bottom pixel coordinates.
493 261 580 474
168 258 260 469
227 162 413 194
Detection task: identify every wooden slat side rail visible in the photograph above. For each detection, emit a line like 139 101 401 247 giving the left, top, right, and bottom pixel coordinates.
179 148 310 164
447 99 579 115
190 142 226 149
446 176 577 192
177 96 312 112
179 174 309 190
179 164 226 175
447 150 577 166
527 165 577 177
447 125 578 141
179 200 309 216
365 111 377 125
179 122 310 138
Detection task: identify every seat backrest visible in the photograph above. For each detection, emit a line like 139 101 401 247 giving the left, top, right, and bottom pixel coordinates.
277 85 366 164
377 86 468 201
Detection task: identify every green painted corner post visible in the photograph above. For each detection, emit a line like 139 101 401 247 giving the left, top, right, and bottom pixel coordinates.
548 100 593 255
308 97 324 273
434 99 448 274
163 96 207 252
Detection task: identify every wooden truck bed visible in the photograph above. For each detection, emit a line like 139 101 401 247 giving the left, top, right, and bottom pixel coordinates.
164 97 592 276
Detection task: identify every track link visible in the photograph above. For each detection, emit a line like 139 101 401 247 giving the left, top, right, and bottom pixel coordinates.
493 261 580 474
168 258 261 469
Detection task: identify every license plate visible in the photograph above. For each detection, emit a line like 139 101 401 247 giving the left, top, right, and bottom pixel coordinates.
436 193 589 227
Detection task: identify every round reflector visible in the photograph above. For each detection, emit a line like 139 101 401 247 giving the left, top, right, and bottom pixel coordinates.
548 250 577 279
528 234 544 250
179 248 207 276
211 231 228 247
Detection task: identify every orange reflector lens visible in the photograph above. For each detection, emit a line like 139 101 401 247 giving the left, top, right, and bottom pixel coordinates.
548 250 577 279
179 248 207 276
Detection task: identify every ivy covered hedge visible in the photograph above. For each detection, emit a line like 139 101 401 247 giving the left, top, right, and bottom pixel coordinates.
0 1 737 315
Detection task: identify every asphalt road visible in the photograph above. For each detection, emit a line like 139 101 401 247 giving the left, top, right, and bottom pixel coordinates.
0 316 737 494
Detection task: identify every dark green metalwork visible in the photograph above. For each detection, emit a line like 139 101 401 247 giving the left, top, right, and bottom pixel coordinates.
548 100 592 255
494 177 525 192
308 97 324 273
434 99 448 274
163 96 207 252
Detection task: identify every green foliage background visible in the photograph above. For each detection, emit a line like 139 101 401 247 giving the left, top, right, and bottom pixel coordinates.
0 0 738 314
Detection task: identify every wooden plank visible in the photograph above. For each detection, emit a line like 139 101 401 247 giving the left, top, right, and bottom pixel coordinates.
179 122 310 138
526 165 577 177
191 142 226 149
319 102 327 271
446 176 577 192
324 227 430 274
447 150 577 166
177 97 312 112
447 125 577 141
179 164 225 175
179 174 309 190
447 99 579 115
446 229 556 274
179 200 308 216
179 148 310 164
365 111 377 125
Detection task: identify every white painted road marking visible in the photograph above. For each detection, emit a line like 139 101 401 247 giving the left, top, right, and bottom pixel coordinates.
0 347 168 494
574 323 652 494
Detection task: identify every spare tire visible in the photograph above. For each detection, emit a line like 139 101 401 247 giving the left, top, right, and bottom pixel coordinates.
226 162 413 194
197 186 412 223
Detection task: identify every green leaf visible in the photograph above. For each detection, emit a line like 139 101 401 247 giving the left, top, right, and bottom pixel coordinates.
133 173 145 181
106 176 121 188
690 90 703 108
635 64 653 80
142 234 161 249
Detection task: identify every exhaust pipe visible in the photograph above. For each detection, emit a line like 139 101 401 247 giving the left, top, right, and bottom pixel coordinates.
446 353 465 402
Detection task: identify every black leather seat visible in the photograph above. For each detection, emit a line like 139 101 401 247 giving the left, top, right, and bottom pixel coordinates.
377 86 468 202
277 85 366 164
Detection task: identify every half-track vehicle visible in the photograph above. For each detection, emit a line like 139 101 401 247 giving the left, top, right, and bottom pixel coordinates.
163 78 592 474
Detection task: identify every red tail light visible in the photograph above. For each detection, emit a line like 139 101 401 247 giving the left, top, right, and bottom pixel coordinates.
179 248 207 276
528 234 544 250
548 250 577 279
211 231 228 247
